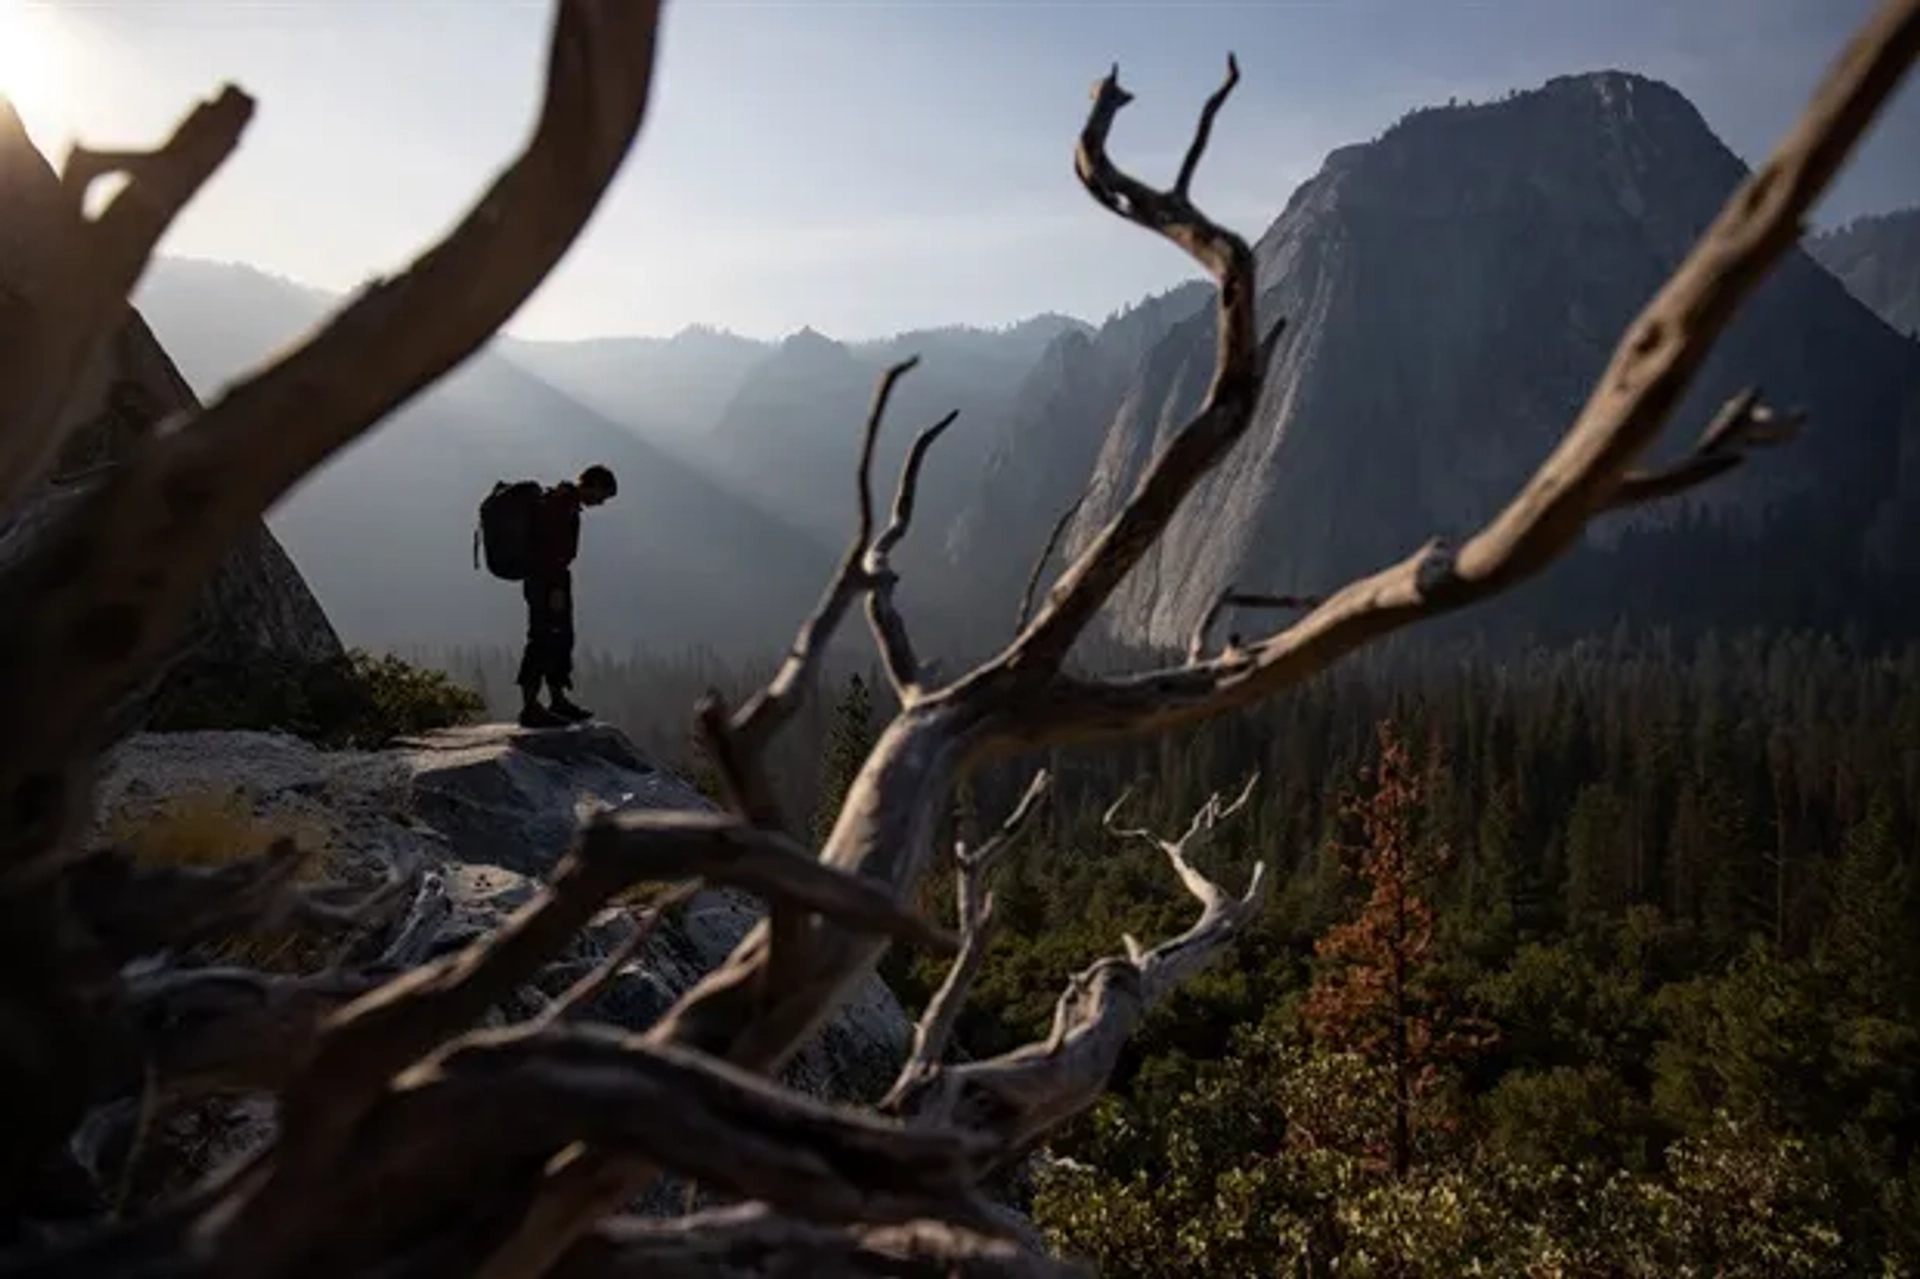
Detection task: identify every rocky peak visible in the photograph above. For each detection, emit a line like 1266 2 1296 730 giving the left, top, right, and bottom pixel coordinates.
0 104 344 722
778 324 849 361
1054 71 1920 650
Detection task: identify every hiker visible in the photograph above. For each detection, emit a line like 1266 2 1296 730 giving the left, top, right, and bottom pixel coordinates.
508 465 617 727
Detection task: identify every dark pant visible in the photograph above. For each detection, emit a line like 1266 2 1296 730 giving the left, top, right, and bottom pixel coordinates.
517 569 574 696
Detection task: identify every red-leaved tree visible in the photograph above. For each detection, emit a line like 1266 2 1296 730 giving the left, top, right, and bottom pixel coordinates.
1303 719 1495 1177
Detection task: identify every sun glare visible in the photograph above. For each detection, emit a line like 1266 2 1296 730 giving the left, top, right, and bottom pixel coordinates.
0 2 70 148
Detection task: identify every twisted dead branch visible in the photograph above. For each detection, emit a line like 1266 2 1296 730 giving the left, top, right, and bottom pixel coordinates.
883 770 1054 1113
0 88 252 511
1186 590 1320 662
0 0 1912 1274
884 776 1265 1150
866 404 960 700
555 1202 1084 1279
1014 496 1084 635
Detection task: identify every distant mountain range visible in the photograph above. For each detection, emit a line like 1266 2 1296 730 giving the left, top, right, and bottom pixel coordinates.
135 258 843 663
132 68 1920 666
1809 208 1920 339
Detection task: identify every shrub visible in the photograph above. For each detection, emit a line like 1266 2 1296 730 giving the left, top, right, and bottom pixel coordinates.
105 788 339 972
148 648 485 748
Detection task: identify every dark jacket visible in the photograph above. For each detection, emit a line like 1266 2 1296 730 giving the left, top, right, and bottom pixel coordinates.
530 482 583 576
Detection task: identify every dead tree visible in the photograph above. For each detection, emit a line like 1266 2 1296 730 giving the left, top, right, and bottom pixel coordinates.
0 0 1915 1273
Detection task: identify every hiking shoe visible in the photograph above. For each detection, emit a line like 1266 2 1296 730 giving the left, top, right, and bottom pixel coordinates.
518 703 569 729
549 695 594 723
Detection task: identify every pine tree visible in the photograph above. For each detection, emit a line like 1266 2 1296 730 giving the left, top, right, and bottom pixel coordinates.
1302 719 1493 1176
1817 787 1917 1016
810 672 878 849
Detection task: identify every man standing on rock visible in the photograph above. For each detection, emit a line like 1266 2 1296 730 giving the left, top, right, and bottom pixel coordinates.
517 464 617 728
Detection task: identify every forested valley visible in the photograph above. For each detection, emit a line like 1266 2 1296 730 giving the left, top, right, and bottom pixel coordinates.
407 626 1920 1275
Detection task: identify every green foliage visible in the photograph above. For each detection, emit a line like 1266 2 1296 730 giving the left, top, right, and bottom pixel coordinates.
810 671 879 848
148 648 485 748
1037 1026 1851 1277
953 632 1920 1275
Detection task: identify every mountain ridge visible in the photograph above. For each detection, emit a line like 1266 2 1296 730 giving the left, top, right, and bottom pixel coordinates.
133 257 848 662
127 67 1920 664
1808 206 1920 338
1014 68 1920 651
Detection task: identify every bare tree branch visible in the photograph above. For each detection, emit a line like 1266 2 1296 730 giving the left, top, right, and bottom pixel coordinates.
1173 54 1241 200
1014 496 1084 636
205 1023 1011 1274
696 360 941 833
1186 589 1320 662
866 410 959 699
690 691 772 828
1007 55 1263 671
266 806 954 1187
554 1202 1086 1279
1608 386 1804 508
0 88 253 510
726 359 923 765
964 770 1054 883
574 813 958 955
987 0 1920 745
640 51 1281 1108
1102 770 1258 858
884 772 1052 1112
0 0 670 1216
892 779 1267 1146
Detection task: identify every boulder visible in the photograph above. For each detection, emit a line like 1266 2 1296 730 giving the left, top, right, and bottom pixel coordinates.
85 720 916 1204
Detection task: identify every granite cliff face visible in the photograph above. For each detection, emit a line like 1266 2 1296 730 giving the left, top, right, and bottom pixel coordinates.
0 104 343 712
1041 72 1920 649
937 283 1213 648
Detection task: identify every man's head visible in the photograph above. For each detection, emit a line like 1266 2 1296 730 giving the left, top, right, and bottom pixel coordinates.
577 464 618 507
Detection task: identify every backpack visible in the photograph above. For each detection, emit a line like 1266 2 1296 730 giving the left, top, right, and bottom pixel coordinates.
473 480 543 581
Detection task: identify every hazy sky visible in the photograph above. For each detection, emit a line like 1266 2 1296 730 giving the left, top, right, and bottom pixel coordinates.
4 0 1917 342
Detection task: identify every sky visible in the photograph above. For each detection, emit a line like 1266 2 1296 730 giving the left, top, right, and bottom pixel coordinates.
2 0 1917 344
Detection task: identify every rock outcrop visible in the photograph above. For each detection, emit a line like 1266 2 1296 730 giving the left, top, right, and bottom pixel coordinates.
85 720 915 1201
977 72 1920 650
0 103 343 716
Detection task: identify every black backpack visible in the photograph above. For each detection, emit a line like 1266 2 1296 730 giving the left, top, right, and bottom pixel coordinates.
473 480 543 581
